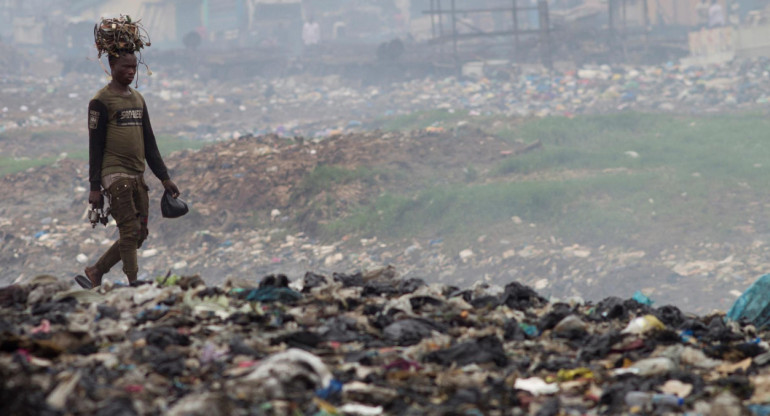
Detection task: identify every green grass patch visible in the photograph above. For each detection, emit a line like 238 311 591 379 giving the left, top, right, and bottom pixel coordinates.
156 134 208 156
321 165 755 248
495 114 770 187
0 157 58 176
321 179 578 243
291 165 381 202
323 112 770 249
0 133 205 178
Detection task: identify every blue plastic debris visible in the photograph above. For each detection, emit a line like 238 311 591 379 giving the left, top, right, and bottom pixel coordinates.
429 238 443 246
244 287 302 303
621 92 637 102
727 274 770 328
749 404 770 416
519 322 539 337
632 290 654 306
315 379 343 399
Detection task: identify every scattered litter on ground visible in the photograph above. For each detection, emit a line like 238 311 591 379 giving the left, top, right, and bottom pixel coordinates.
1 271 769 415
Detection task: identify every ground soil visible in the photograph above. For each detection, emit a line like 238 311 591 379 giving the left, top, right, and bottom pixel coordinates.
2 121 767 315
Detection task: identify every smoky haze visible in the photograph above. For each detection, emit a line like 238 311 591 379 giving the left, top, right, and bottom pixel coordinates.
1 0 769 314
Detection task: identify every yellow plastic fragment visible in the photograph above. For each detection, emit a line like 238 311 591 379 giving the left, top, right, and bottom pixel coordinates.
621 314 665 335
556 367 594 382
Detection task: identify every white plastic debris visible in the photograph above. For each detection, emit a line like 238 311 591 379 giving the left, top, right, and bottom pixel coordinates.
612 357 676 377
338 403 384 415
132 284 164 306
241 348 332 400
167 393 231 416
46 371 81 410
514 377 560 395
325 252 344 266
459 249 474 262
660 379 693 398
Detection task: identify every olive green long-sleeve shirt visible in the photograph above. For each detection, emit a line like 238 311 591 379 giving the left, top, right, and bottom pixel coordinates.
88 86 169 191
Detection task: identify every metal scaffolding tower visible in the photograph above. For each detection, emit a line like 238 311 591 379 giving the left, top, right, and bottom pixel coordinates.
424 0 553 72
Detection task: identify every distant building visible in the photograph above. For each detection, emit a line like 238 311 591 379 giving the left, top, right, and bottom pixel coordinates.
647 0 728 27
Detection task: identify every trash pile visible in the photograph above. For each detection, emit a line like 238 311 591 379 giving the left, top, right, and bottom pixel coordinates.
85 57 770 140
3 57 770 145
2 270 770 415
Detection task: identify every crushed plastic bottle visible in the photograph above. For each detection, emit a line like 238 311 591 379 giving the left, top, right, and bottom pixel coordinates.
612 356 676 376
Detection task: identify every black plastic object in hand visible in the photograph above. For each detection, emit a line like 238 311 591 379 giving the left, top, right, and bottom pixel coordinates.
161 190 188 218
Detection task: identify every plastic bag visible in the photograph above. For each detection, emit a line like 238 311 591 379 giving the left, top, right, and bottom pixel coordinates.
727 274 770 328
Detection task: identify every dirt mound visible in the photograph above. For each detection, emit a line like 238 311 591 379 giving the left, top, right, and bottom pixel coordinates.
168 127 516 229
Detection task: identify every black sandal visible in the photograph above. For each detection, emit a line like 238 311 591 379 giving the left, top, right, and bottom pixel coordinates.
74 275 94 289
